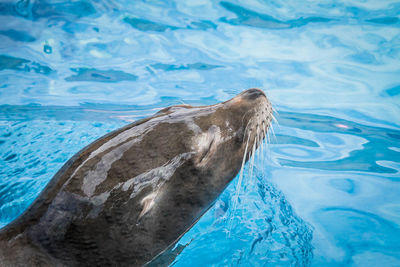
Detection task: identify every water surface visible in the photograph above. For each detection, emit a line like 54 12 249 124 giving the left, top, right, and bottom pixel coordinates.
0 0 399 266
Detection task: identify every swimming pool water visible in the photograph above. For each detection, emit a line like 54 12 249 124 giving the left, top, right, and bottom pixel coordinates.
0 0 399 266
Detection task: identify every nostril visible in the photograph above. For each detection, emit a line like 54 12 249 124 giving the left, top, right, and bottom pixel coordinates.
242 88 266 100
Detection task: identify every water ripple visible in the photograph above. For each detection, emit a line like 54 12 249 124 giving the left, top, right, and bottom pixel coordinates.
276 112 400 175
65 67 138 83
0 55 53 75
171 169 313 266
220 1 332 29
124 17 179 32
0 29 36 42
0 0 400 265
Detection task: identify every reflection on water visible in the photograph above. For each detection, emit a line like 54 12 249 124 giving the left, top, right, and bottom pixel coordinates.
0 55 53 75
277 112 400 174
1 0 400 266
271 111 400 265
172 168 313 266
220 1 332 29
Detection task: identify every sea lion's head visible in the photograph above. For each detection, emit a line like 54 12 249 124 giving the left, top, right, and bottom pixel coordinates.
155 88 273 196
193 88 272 187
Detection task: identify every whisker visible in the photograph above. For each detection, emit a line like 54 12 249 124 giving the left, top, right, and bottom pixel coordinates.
228 133 251 235
267 129 273 159
259 126 264 169
272 114 279 125
256 123 261 160
260 132 264 167
249 129 257 181
262 122 267 167
272 106 279 115
228 103 275 235
270 124 277 144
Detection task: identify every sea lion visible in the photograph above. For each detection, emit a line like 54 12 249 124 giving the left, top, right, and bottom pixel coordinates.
0 88 272 266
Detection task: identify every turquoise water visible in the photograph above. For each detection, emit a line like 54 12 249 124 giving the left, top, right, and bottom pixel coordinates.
0 0 399 266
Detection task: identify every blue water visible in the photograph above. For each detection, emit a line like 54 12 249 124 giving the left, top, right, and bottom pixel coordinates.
0 0 399 266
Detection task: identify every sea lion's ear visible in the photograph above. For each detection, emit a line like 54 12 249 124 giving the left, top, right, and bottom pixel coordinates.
156 104 192 115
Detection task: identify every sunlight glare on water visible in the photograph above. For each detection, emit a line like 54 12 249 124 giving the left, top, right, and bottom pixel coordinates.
0 0 399 266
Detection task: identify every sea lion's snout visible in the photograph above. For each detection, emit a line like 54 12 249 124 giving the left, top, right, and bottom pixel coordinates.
240 88 266 100
233 88 273 155
230 88 272 133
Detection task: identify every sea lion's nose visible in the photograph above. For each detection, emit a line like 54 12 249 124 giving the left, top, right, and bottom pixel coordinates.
241 88 266 100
